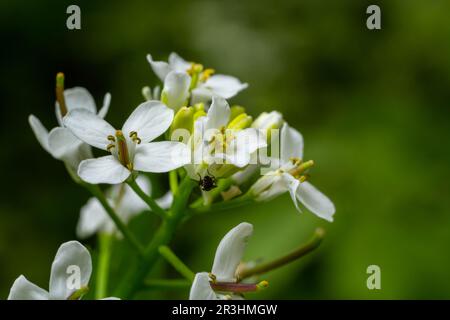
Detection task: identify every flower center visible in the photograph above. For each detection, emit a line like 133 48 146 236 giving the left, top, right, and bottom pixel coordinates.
187 63 215 89
106 130 141 171
285 158 314 181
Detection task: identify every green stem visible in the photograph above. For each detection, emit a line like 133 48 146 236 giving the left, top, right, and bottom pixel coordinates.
189 192 254 215
142 279 191 290
84 183 146 257
127 178 167 219
169 170 179 194
158 245 195 281
114 176 196 298
237 228 325 280
95 233 112 299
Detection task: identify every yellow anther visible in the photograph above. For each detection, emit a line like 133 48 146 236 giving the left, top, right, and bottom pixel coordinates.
208 273 217 283
256 280 269 291
187 63 204 76
107 135 116 142
129 131 141 144
107 143 115 152
200 68 215 81
298 174 309 183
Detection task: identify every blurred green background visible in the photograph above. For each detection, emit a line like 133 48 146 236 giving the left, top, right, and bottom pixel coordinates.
1 0 449 299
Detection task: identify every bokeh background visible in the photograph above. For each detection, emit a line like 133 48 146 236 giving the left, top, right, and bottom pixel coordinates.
1 0 449 299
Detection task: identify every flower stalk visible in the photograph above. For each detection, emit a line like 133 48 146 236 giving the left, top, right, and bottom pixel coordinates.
127 178 168 219
237 228 325 280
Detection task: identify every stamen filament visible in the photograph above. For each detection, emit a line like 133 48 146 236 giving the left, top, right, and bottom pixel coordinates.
289 159 314 177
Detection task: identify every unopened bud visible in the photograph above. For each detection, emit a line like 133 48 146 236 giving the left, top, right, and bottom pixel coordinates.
227 113 253 130
171 106 194 134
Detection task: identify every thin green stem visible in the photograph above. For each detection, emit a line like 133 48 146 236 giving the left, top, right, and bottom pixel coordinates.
189 192 254 215
158 245 195 281
142 279 191 290
169 170 179 194
127 178 167 219
114 176 196 298
95 233 112 299
237 228 325 280
84 183 146 257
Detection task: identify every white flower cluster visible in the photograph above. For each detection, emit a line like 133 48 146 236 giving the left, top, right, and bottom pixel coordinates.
11 52 335 300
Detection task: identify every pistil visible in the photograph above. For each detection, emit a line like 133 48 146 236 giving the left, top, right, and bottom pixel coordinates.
210 280 268 293
55 72 68 116
115 130 133 170
289 160 314 178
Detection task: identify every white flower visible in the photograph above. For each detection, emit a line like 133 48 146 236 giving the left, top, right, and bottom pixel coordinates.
184 97 266 181
7 241 118 300
250 123 335 222
147 52 248 103
160 71 191 111
29 87 111 171
190 222 266 300
77 175 173 238
64 101 190 184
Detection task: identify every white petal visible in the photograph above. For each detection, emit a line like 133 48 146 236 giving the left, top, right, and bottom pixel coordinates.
147 54 173 81
168 52 191 72
134 141 190 173
253 173 288 202
200 74 248 99
297 182 335 222
49 241 92 300
100 297 121 300
189 272 218 300
7 275 49 300
118 175 151 215
155 191 173 210
64 109 115 150
205 96 230 130
162 71 191 110
281 123 303 162
78 156 131 184
98 93 111 118
76 197 109 239
122 101 173 143
64 87 97 113
211 222 253 282
28 115 51 154
48 127 83 160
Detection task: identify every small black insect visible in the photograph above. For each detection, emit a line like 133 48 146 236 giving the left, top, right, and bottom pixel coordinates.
198 172 217 191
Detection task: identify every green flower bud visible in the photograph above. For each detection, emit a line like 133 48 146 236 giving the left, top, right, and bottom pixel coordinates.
171 106 194 134
227 113 253 130
229 105 246 122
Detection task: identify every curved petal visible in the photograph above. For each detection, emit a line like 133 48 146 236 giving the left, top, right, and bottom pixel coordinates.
122 101 173 143
162 71 191 110
189 272 218 300
211 222 253 282
134 141 190 173
147 54 172 81
28 115 51 154
281 123 303 163
205 96 230 130
49 241 92 300
64 87 97 113
98 93 111 119
77 197 109 239
201 74 248 99
48 127 83 160
168 52 191 72
296 182 335 222
64 109 115 150
78 156 130 184
281 173 301 212
7 275 49 300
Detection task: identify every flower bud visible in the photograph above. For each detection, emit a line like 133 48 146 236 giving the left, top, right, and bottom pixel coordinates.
171 106 194 134
229 105 246 121
251 111 283 131
227 113 253 130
